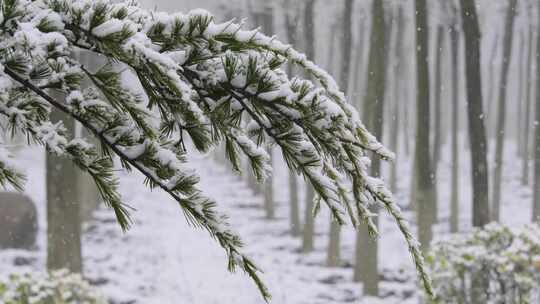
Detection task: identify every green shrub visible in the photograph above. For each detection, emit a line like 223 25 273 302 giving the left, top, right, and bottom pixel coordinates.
0 270 107 304
426 223 540 304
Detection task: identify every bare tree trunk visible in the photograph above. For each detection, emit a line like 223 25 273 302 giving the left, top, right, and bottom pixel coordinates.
353 216 378 293
487 34 500 140
302 0 317 253
403 84 411 157
390 6 405 193
288 175 299 233
326 218 341 266
389 108 400 192
47 105 82 274
261 4 275 220
352 17 367 109
433 25 445 176
326 22 340 75
77 129 100 222
460 4 492 299
403 71 411 157
324 17 342 257
353 0 386 295
492 0 517 222
521 18 534 186
460 0 490 228
414 0 437 252
284 0 301 236
533 5 540 221
450 13 461 233
246 6 264 197
302 186 315 252
517 31 526 160
264 148 275 219
77 50 101 222
327 0 354 268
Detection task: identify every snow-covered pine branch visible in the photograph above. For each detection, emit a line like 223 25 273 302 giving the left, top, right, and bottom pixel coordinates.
0 0 432 298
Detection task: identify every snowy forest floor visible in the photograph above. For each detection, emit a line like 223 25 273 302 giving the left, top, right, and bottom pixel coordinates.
0 138 534 304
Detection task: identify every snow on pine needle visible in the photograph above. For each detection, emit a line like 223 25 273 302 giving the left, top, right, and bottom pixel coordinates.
0 0 432 298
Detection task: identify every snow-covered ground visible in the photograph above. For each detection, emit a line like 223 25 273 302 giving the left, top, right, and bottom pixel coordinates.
0 134 535 303
0 146 408 303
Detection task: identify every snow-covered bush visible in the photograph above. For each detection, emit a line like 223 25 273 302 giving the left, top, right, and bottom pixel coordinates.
0 270 107 304
426 223 540 303
0 0 432 298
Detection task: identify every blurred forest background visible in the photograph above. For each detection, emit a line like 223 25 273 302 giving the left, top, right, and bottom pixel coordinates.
0 0 539 303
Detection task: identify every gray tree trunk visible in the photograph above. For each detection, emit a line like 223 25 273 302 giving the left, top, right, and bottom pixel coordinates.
301 0 317 253
326 0 354 268
487 34 500 140
326 218 341 267
352 17 367 109
414 0 437 252
450 13 461 233
284 0 301 236
353 0 386 295
492 0 517 222
261 4 275 220
403 75 411 157
288 174 299 233
517 31 526 160
264 148 275 219
77 50 101 222
389 6 405 193
433 25 445 176
302 186 315 252
354 217 378 293
533 9 540 221
521 19 534 186
77 129 100 222
460 0 490 228
47 105 82 274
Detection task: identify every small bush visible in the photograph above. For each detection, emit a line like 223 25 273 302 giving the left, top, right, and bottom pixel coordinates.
0 269 107 304
426 223 540 304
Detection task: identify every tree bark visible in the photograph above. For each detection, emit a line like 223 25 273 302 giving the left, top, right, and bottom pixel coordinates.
326 217 341 266
389 6 405 193
47 105 82 274
533 3 540 221
460 0 490 228
261 4 275 220
517 31 526 160
77 130 100 222
353 0 386 295
264 148 275 219
433 25 445 176
302 0 317 253
77 50 101 222
521 18 534 186
326 0 354 268
492 0 517 222
450 12 461 233
246 5 264 197
284 0 301 236
487 34 499 140
352 17 367 109
414 0 437 252
302 186 315 252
